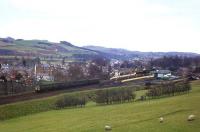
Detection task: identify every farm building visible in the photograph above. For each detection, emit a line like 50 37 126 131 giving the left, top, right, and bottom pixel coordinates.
153 70 172 79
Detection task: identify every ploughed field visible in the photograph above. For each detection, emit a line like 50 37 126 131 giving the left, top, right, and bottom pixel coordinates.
0 81 200 132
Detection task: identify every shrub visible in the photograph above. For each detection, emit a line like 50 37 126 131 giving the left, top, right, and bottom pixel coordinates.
94 87 135 104
0 92 90 120
146 80 191 98
55 94 87 109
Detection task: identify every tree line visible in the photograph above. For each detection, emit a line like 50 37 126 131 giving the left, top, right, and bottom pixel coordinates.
55 94 87 108
53 57 111 82
146 80 191 98
94 87 136 104
55 87 136 108
150 56 200 71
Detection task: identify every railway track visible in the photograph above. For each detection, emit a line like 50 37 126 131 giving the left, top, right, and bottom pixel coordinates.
0 84 100 105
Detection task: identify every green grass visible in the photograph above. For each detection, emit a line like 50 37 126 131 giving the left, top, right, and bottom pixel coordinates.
0 39 98 59
0 81 200 131
135 89 147 100
0 96 56 120
0 90 92 120
0 85 140 120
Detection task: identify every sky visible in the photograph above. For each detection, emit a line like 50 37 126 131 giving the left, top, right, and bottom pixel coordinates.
0 0 200 53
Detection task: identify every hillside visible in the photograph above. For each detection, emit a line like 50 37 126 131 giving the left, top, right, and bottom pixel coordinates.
0 37 99 60
0 37 199 61
0 81 199 131
83 45 199 59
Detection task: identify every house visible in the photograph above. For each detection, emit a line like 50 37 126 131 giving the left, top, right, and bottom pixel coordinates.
153 70 172 79
1 64 9 69
36 73 54 81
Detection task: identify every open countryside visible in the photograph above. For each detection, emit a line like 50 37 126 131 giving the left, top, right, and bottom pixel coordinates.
1 39 200 132
0 80 199 132
1 0 200 131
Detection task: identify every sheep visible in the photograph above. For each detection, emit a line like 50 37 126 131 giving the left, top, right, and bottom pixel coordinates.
105 125 112 131
159 117 164 123
188 115 195 121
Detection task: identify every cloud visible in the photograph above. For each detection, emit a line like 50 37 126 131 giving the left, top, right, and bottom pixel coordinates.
1 0 200 53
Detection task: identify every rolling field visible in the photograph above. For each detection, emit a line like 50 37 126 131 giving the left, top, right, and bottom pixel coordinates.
0 81 200 132
0 39 98 59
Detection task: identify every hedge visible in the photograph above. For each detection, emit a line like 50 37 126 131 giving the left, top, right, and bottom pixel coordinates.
95 87 136 104
146 80 191 98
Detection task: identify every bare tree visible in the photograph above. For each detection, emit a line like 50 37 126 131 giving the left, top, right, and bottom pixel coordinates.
68 63 84 81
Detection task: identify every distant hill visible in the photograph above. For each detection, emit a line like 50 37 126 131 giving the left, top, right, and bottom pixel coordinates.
0 37 199 61
0 37 99 61
83 45 199 59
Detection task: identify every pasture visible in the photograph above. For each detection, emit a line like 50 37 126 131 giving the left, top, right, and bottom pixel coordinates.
0 81 199 132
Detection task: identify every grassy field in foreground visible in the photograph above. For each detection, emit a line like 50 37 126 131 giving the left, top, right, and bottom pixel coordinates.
0 81 200 132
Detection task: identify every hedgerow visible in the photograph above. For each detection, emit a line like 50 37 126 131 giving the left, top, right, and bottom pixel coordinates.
94 87 136 104
146 80 191 98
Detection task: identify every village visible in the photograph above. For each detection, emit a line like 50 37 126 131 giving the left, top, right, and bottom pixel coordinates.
0 56 190 97
1 0 200 131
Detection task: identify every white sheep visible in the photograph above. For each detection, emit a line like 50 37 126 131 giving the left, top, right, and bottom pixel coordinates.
105 125 112 131
188 115 195 121
159 117 164 123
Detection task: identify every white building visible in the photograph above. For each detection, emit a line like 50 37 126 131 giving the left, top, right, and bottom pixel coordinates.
154 70 172 79
36 73 54 81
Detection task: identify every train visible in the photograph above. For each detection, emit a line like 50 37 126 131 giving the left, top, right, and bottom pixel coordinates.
35 79 100 93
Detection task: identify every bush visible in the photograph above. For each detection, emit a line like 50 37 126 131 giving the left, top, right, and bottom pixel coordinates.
146 80 191 98
0 92 90 120
95 87 135 104
55 94 87 109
